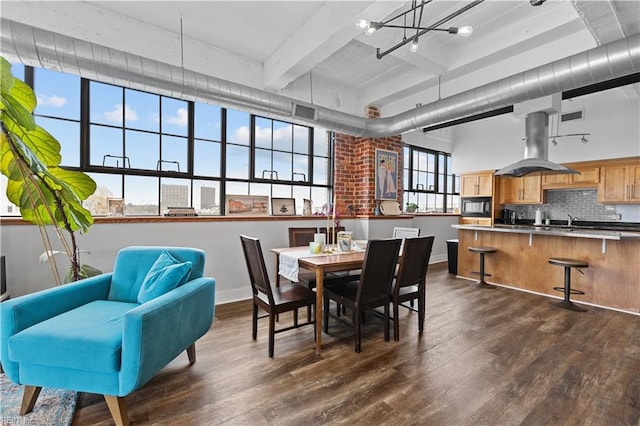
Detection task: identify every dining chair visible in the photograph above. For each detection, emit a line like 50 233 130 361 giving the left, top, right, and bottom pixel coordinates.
288 227 318 248
391 235 434 341
322 238 402 353
240 235 315 357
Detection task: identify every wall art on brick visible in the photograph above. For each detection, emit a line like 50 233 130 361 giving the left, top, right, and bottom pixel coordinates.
375 148 398 200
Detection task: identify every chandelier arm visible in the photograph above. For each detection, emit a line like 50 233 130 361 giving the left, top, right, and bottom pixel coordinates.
380 0 434 26
376 0 484 59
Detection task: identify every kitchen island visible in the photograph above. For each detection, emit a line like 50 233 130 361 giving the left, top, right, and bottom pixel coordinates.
452 224 640 314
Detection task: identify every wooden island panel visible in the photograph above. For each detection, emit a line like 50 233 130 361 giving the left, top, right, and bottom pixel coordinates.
457 229 640 313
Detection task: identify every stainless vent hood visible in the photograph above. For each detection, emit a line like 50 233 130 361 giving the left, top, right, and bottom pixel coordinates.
494 111 578 177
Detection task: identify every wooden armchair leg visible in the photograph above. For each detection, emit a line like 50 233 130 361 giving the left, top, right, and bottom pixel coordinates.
104 395 130 426
186 343 196 364
20 385 42 415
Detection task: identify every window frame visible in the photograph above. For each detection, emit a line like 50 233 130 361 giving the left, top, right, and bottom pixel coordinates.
403 145 459 213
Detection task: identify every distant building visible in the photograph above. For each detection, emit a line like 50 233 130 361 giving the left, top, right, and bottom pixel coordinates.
200 186 216 210
161 184 188 210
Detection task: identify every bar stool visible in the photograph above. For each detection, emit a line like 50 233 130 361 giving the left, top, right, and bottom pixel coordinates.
548 257 588 312
468 246 497 289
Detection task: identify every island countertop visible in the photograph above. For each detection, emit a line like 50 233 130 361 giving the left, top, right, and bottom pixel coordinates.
452 224 640 240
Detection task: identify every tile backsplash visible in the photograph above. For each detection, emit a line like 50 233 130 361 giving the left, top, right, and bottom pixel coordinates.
507 189 637 222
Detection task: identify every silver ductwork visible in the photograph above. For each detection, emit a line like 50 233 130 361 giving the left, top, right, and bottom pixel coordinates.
0 19 639 137
494 111 578 177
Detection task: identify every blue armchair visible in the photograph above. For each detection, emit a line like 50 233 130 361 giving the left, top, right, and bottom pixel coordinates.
0 246 215 426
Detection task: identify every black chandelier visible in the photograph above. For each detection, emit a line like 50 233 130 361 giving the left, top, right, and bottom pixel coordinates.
355 0 484 59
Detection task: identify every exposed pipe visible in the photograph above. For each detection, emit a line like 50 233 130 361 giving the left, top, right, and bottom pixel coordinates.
1 19 638 137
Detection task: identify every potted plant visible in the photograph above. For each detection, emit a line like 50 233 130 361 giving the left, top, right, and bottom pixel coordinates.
1 57 99 284
406 202 419 213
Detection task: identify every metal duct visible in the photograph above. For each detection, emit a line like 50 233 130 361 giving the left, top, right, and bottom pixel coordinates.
1 19 639 137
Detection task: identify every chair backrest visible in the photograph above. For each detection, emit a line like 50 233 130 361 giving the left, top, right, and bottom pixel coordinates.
288 227 318 247
357 238 402 301
109 246 206 302
240 235 274 305
319 226 345 244
394 236 435 293
392 227 421 239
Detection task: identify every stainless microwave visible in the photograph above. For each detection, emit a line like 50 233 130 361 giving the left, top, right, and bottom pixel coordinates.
461 197 492 217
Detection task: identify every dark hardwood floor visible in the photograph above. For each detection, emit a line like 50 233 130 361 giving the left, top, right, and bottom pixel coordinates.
73 263 640 425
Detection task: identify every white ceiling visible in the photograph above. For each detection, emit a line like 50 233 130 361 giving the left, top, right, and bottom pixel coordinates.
3 0 639 121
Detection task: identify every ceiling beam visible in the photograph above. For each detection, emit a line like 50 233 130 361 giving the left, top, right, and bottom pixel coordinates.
263 1 403 91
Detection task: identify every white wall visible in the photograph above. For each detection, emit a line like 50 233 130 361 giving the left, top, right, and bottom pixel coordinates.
451 86 640 174
1 215 459 303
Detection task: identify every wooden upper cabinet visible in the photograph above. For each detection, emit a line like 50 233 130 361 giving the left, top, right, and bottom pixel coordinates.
500 174 543 204
598 162 640 203
541 165 600 188
460 171 494 197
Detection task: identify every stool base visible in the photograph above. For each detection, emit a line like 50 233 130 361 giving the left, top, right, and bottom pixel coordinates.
473 280 496 289
549 299 587 312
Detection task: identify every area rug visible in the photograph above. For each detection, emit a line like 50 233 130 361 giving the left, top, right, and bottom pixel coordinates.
1 374 77 426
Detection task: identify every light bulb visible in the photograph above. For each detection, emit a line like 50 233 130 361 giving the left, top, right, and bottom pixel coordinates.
365 26 377 36
355 19 370 30
410 38 419 53
457 26 473 37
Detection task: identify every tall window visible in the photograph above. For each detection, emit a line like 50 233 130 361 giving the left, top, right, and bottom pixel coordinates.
403 145 459 213
8 65 333 217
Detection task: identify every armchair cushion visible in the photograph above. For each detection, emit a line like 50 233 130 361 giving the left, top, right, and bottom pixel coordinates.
8 300 138 373
137 250 192 304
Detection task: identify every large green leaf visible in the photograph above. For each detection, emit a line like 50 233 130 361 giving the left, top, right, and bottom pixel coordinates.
9 78 37 114
0 57 14 97
3 120 61 167
47 167 97 201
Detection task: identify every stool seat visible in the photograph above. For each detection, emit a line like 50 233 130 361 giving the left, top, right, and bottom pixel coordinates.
468 246 497 289
549 257 588 312
469 246 498 254
549 258 589 268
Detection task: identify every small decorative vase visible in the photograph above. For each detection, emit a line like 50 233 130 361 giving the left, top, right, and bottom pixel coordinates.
302 199 312 216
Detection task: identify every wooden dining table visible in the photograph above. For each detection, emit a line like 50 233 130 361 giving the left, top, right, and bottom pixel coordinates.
270 247 366 355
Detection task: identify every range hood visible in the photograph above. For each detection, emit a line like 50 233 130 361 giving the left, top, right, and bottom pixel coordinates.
494 111 579 177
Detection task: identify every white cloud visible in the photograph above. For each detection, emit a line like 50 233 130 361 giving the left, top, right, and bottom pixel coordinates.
166 108 188 127
230 126 250 144
104 104 138 123
37 94 67 108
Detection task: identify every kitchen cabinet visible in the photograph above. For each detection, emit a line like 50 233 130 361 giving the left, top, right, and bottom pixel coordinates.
598 163 640 203
541 165 600 189
500 174 543 204
460 171 494 197
459 217 492 226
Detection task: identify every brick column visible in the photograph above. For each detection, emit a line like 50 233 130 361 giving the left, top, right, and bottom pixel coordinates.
333 105 402 216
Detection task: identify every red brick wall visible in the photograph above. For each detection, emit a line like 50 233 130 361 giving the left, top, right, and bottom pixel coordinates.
333 106 402 216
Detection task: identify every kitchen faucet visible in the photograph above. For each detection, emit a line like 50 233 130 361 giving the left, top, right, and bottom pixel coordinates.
567 214 578 226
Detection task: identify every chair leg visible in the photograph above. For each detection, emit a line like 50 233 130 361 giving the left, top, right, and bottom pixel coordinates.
20 385 42 415
268 312 276 358
418 292 425 335
383 303 390 342
323 296 330 333
252 303 258 340
354 308 362 353
393 299 400 342
186 343 196 364
104 395 130 426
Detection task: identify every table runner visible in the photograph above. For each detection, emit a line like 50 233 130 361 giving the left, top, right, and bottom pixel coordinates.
279 249 316 282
